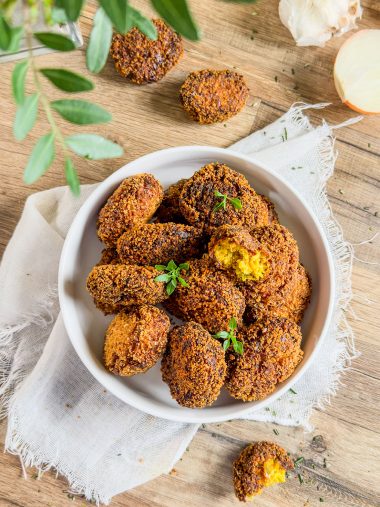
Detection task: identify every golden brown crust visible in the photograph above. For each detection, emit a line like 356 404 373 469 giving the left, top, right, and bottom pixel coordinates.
97 173 163 247
233 441 294 501
161 322 226 407
104 305 170 376
155 179 188 224
164 256 246 334
259 195 279 225
179 163 269 234
96 248 120 266
116 222 205 266
86 264 168 308
110 19 183 84
225 316 303 401
180 69 249 124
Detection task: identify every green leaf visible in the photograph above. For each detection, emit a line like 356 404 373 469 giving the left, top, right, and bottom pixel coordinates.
65 134 123 160
40 68 94 92
151 0 200 41
229 197 242 210
223 339 230 351
215 331 229 339
128 6 157 39
214 190 224 197
155 273 171 283
86 8 113 73
12 60 29 105
7 26 23 53
34 32 76 51
155 264 167 271
223 0 257 3
178 262 189 271
51 7 69 24
0 16 12 50
166 280 176 295
51 99 111 125
55 0 84 21
13 93 39 141
98 0 130 33
24 132 55 184
178 276 189 287
65 157 80 195
234 341 244 355
167 260 177 271
229 317 237 330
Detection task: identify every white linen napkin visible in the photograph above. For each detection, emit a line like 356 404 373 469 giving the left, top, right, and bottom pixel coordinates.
0 103 359 504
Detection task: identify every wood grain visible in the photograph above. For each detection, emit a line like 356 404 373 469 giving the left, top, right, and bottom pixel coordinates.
0 0 379 505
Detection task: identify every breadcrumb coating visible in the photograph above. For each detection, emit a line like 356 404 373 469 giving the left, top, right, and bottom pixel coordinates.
110 19 183 84
259 195 279 225
180 69 249 124
97 173 163 247
155 179 188 224
96 248 120 266
179 163 269 234
104 305 170 376
225 316 303 401
233 441 294 501
208 225 270 282
86 264 168 308
161 322 226 407
116 222 204 266
164 256 245 334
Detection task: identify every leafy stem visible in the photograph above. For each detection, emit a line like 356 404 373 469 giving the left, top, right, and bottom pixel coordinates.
213 190 242 212
213 317 243 355
154 260 189 295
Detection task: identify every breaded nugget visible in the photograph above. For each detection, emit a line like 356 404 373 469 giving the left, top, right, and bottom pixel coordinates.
116 222 204 266
208 225 270 283
164 256 245 334
244 263 311 324
110 19 183 84
180 69 249 124
155 179 187 223
179 163 269 234
259 195 279 224
225 316 303 401
233 441 294 501
96 247 120 266
161 322 226 408
86 264 168 308
97 173 163 247
104 305 170 376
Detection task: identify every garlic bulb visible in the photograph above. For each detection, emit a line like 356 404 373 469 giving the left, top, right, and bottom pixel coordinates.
279 0 363 47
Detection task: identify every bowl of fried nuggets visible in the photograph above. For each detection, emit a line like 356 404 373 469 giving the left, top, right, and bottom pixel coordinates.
58 146 334 423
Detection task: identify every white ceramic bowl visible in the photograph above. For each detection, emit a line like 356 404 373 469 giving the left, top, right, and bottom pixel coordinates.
59 146 334 423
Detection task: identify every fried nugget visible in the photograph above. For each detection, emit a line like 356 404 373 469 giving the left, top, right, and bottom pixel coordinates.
155 179 187 224
104 305 170 376
233 441 294 501
96 248 120 266
110 19 183 84
161 322 226 408
164 256 246 334
180 69 249 124
208 225 270 283
86 264 168 309
259 195 279 224
225 316 303 401
116 222 204 266
97 173 163 247
179 163 269 234
244 263 311 324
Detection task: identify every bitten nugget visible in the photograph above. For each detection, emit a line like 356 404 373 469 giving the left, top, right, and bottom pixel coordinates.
104 305 170 376
208 225 270 283
155 179 187 223
161 322 226 408
225 316 303 401
164 256 246 334
116 222 204 266
86 264 168 308
110 19 183 84
97 173 163 247
180 69 249 124
180 163 269 234
233 441 294 501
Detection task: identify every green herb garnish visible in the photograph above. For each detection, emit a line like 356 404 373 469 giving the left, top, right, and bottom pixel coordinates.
273 429 279 435
154 260 189 295
289 388 297 394
294 457 304 466
213 191 242 212
297 473 304 485
213 317 243 354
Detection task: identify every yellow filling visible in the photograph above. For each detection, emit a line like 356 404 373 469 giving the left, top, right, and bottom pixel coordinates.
214 240 269 282
245 459 286 501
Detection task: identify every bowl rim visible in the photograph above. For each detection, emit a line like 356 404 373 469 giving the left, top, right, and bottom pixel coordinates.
58 145 335 423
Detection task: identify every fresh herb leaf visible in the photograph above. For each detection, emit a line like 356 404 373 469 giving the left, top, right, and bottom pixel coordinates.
215 331 229 339
55 0 84 21
13 93 39 141
128 6 157 39
213 318 243 355
7 26 23 53
64 157 80 196
98 0 130 34
213 190 243 212
24 132 55 184
297 473 303 485
294 457 304 466
155 265 167 271
155 273 171 283
234 341 244 355
178 262 189 271
214 190 224 198
166 280 176 295
167 260 177 271
151 0 200 41
178 276 189 287
229 197 242 210
65 134 123 159
229 317 237 330
289 388 297 394
51 99 111 124
86 8 113 73
12 60 29 105
223 339 230 351
0 15 12 50
154 260 190 295
34 32 76 51
40 68 94 92
273 429 279 435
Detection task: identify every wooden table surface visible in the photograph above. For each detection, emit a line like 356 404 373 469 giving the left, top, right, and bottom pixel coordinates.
0 1 379 506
